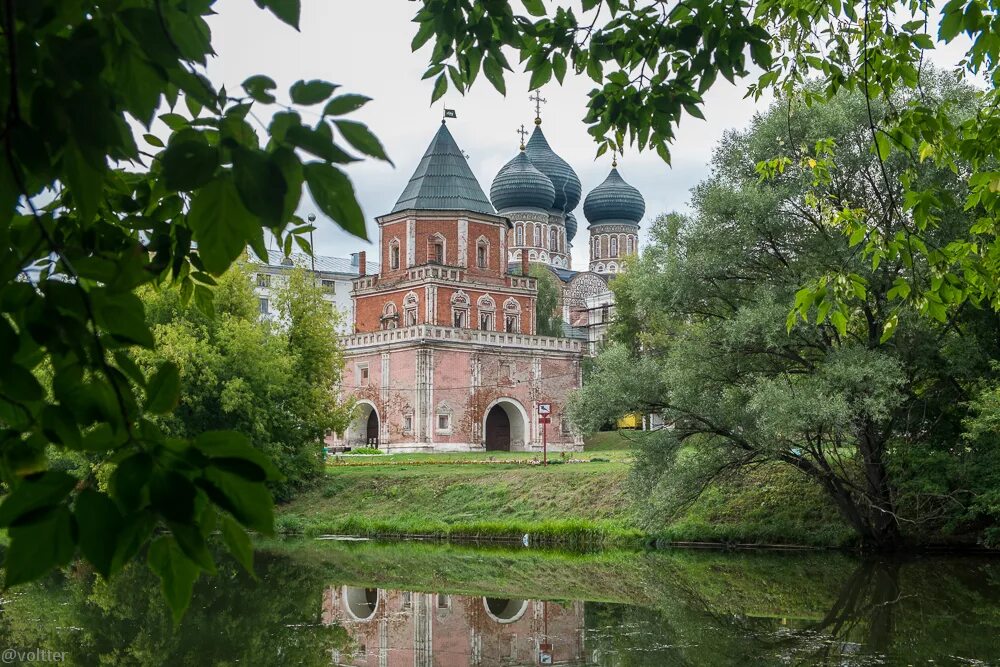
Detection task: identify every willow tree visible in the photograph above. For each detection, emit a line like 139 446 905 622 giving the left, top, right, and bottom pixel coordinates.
570 83 999 550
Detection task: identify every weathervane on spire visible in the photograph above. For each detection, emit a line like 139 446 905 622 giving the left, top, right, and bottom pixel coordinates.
529 91 547 125
517 124 529 150
442 107 456 124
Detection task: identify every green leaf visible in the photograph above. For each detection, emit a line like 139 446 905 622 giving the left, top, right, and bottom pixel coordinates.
304 162 367 239
0 471 77 527
168 521 217 573
63 145 104 222
322 94 371 116
242 75 277 104
147 535 201 623
74 489 123 578
431 73 448 103
194 431 283 481
334 120 392 163
0 362 44 402
161 138 219 191
234 148 288 224
110 511 156 574
285 125 358 164
522 0 545 16
221 514 255 575
145 361 181 414
290 79 338 105
187 176 258 275
200 467 274 535
110 452 153 510
875 133 891 161
528 61 552 90
830 309 848 336
151 470 198 523
483 57 506 95
5 506 76 588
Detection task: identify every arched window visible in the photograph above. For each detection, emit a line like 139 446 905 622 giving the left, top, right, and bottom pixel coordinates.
403 291 419 327
610 236 618 257
532 224 540 247
549 228 557 251
381 302 398 330
626 236 634 255
451 290 470 328
593 236 600 259
389 239 400 270
503 298 521 333
427 233 445 265
476 237 490 268
515 224 524 246
477 294 496 331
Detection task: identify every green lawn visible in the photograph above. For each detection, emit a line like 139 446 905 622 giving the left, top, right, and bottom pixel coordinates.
278 455 639 546
277 432 857 548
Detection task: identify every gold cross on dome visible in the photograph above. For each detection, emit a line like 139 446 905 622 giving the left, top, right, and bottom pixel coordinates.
517 124 529 150
529 91 547 124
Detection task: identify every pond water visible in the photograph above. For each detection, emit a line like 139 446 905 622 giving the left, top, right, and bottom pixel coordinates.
0 539 997 666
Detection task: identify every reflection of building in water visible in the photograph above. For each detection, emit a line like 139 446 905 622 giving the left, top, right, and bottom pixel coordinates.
323 586 587 666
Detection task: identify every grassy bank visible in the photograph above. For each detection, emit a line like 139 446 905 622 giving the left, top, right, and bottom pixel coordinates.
277 453 641 546
276 432 858 547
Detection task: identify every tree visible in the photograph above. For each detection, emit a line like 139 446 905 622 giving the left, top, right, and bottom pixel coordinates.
529 264 564 337
412 0 1000 330
0 0 386 617
135 261 352 500
569 85 1000 550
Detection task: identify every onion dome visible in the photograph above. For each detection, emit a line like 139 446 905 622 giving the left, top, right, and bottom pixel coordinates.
565 212 578 243
524 126 582 213
490 150 556 211
583 168 645 224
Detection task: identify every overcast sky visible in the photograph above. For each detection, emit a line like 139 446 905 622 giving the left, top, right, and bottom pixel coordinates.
203 2 966 270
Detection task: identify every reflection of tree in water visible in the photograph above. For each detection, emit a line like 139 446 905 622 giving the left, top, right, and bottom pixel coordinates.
583 556 1000 666
0 550 346 666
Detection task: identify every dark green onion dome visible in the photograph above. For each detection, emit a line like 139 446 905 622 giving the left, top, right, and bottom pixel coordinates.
490 150 556 211
583 168 645 224
565 212 578 243
525 126 582 213
391 122 495 215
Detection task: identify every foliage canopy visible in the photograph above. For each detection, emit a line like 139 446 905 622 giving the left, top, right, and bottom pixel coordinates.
0 0 380 618
570 84 1000 549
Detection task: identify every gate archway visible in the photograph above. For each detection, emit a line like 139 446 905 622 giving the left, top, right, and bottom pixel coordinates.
365 410 379 447
482 398 528 451
485 405 510 451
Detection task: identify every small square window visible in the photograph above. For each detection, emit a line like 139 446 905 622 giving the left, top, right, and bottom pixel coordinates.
403 414 413 433
358 364 369 386
256 273 271 288
437 414 450 432
258 297 269 315
437 594 450 609
321 279 336 292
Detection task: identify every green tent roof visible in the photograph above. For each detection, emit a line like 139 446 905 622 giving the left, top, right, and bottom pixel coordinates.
390 123 496 215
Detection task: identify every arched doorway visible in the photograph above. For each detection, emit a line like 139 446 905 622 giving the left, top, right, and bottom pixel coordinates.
482 398 528 451
483 597 528 623
343 587 380 621
485 405 510 451
365 410 379 447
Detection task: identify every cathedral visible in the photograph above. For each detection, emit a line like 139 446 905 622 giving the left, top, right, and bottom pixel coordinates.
334 110 645 453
